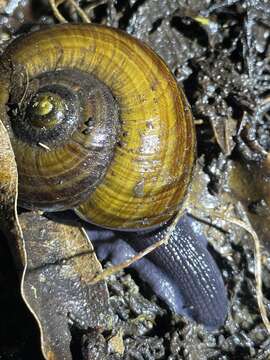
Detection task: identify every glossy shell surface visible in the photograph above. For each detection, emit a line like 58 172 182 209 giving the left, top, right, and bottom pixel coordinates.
0 24 195 229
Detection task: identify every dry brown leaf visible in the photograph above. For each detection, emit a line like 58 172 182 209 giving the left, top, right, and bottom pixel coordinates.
0 118 25 266
211 116 237 156
19 212 110 360
0 119 110 359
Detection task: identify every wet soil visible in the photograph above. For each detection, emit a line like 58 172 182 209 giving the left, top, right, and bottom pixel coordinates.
1 0 270 359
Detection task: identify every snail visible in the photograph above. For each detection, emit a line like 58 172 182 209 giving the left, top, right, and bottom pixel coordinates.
0 23 227 329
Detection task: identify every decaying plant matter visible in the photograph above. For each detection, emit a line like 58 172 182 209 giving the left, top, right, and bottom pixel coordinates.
1 1 270 359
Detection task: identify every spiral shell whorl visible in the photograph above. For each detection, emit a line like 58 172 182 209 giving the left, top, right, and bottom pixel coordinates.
0 24 195 229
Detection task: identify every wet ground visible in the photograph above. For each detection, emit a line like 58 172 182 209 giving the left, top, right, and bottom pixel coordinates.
1 0 270 359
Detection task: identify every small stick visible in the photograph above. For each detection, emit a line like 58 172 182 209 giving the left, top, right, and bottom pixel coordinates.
217 215 270 334
49 0 68 23
67 0 91 23
49 0 91 24
37 142 51 151
84 0 108 14
194 119 204 125
192 205 270 335
89 208 185 284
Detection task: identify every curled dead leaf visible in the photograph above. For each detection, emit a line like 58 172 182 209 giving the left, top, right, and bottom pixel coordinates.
0 119 111 359
0 118 25 266
210 116 237 156
19 212 111 360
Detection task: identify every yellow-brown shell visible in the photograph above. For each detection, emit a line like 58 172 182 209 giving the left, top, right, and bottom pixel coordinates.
0 24 195 229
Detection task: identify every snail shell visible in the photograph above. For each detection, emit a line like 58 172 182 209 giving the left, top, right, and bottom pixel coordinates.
0 24 195 229
0 24 228 330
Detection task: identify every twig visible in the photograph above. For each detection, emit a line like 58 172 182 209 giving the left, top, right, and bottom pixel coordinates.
37 142 51 151
89 208 185 284
48 0 68 23
192 205 270 334
49 0 91 23
84 0 108 14
67 0 90 23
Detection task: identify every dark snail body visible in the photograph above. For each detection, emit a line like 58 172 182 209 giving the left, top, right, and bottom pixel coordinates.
132 215 227 329
0 24 227 328
89 214 228 329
